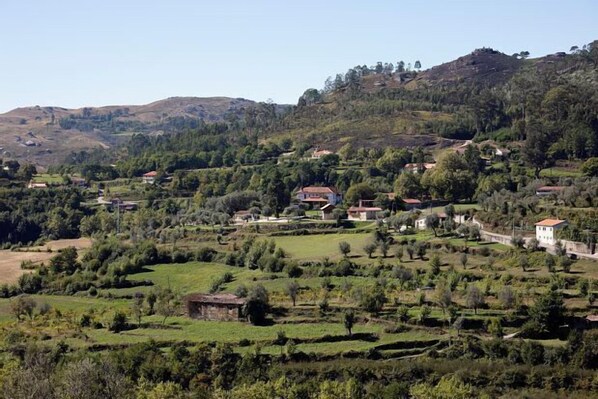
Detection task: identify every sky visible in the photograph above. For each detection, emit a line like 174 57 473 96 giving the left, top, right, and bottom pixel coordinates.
0 0 597 112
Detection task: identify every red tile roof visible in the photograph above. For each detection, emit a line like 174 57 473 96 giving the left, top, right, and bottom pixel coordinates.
402 198 422 204
298 186 338 194
536 186 565 192
535 219 567 227
143 171 158 177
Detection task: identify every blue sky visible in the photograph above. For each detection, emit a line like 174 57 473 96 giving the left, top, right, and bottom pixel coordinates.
0 0 596 112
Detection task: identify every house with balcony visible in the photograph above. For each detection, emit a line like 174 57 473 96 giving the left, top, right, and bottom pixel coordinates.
296 186 342 206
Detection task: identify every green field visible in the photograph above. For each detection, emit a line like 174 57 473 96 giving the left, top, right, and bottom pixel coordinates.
32 173 65 184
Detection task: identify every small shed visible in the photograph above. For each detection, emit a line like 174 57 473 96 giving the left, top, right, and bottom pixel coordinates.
320 203 336 220
185 293 245 321
585 314 598 329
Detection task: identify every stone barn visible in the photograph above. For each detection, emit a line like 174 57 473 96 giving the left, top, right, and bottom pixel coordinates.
185 293 245 321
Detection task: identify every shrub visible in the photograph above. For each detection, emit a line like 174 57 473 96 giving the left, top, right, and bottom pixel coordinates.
195 247 217 262
108 311 128 333
284 262 303 278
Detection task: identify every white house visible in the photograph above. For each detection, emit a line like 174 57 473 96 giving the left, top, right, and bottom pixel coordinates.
311 149 334 159
142 171 158 184
535 219 568 246
535 186 565 197
347 201 382 221
27 181 47 189
415 212 448 230
403 163 436 174
296 186 342 206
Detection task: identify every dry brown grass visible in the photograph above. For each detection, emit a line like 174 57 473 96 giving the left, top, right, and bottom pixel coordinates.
0 238 92 284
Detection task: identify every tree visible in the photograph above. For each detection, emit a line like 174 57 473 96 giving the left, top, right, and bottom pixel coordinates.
459 253 468 270
58 358 133 399
528 290 565 335
49 246 80 275
498 286 516 310
522 121 553 177
131 295 143 326
416 242 427 260
420 152 476 202
379 240 390 258
581 157 598 177
146 291 157 315
559 256 572 273
453 316 465 336
156 289 179 325
397 305 410 323
434 283 452 316
406 244 415 260
394 172 422 199
363 242 377 259
339 241 351 258
419 305 431 325
410 376 474 399
555 240 567 256
109 311 128 333
425 214 440 237
345 182 375 206
244 284 270 325
511 235 525 249
465 285 484 314
395 245 404 261
518 254 529 272
343 310 356 336
11 295 36 320
545 255 556 273
284 281 300 307
414 60 422 70
429 253 441 275
488 318 503 338
519 50 530 59
359 287 387 315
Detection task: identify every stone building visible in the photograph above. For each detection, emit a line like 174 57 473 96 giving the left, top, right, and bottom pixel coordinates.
185 293 245 321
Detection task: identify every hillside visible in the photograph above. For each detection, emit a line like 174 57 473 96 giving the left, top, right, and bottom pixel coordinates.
2 42 597 169
0 97 256 168
268 44 597 154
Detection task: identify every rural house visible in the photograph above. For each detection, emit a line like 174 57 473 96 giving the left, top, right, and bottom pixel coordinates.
347 200 382 221
403 163 436 174
296 186 342 206
416 212 448 230
142 171 158 184
535 218 568 246
535 186 565 197
185 293 245 321
27 181 47 189
311 149 334 159
402 198 422 210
